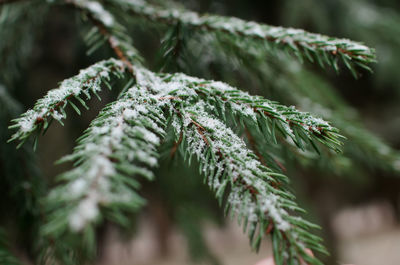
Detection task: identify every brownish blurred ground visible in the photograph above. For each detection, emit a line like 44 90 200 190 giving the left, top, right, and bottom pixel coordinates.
96 200 400 265
338 229 400 265
97 219 269 265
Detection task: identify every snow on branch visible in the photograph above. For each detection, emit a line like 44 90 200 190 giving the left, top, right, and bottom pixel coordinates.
111 0 376 75
103 66 332 263
70 0 143 71
34 63 342 264
132 67 343 153
43 87 167 234
173 102 326 264
169 73 343 152
9 58 126 146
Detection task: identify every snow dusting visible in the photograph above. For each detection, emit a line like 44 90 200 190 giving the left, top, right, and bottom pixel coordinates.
75 0 114 26
48 86 166 232
118 0 374 60
31 57 334 259
179 102 290 228
10 59 125 141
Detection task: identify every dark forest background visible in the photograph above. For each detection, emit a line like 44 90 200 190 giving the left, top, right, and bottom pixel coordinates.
2 0 400 264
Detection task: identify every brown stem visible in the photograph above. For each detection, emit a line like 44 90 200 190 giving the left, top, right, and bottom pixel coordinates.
89 17 134 73
170 130 183 157
66 0 135 74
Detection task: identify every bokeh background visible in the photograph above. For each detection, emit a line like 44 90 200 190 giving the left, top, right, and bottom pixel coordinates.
2 0 400 264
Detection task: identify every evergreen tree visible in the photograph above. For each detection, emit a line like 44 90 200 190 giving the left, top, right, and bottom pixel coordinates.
0 0 398 265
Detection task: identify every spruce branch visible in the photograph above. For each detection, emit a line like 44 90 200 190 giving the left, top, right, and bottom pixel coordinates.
133 68 343 153
123 64 332 262
171 102 325 265
8 58 127 146
11 58 344 263
113 66 343 264
184 76 342 152
2 1 397 265
177 27 400 174
43 87 167 237
110 0 376 75
37 63 339 263
67 0 143 72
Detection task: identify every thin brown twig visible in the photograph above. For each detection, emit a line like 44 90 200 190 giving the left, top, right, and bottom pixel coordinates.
66 0 135 74
91 18 134 73
170 130 183 157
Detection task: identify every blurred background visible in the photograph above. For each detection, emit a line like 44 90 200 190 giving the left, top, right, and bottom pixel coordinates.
1 0 400 264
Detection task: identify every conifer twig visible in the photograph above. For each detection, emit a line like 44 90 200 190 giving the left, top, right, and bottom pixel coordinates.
110 0 376 74
66 0 142 73
8 59 126 145
43 87 167 234
174 102 326 264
